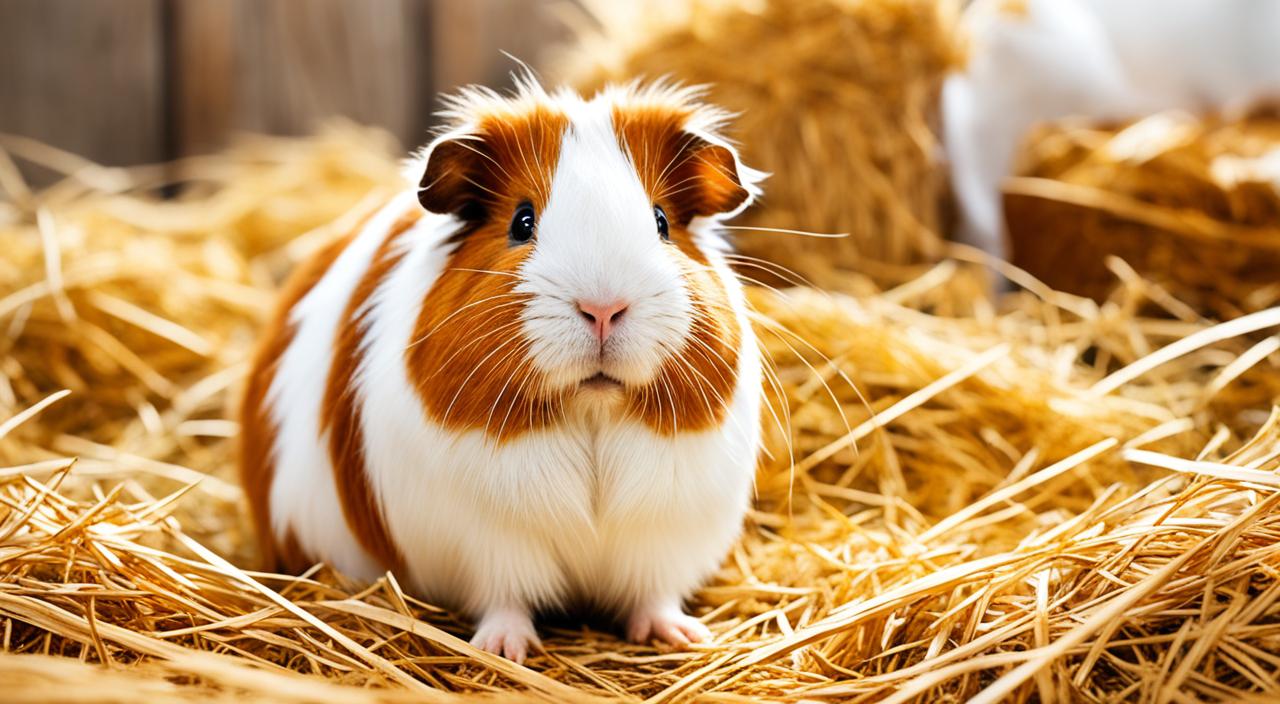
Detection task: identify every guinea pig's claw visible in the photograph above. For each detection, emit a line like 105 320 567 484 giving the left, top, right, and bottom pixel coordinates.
470 607 540 664
627 607 711 648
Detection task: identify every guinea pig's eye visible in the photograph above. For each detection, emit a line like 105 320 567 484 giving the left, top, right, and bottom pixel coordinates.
654 204 670 242
509 202 536 245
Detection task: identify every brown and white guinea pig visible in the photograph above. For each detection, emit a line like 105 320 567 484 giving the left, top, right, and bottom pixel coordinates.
239 78 765 663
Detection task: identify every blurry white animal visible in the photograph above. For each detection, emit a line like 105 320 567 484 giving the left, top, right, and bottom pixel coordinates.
944 0 1280 260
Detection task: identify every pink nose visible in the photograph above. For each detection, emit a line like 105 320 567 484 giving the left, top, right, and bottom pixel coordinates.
577 300 629 342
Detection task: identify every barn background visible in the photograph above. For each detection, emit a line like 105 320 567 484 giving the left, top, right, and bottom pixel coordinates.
0 0 572 173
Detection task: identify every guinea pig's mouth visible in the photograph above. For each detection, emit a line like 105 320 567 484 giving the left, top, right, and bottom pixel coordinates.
579 372 624 391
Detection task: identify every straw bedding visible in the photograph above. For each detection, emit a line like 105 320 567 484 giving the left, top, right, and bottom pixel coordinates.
4 122 1280 701
1007 108 1280 318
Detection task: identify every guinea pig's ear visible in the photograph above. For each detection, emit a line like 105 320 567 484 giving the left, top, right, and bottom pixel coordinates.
416 134 487 220
665 130 762 222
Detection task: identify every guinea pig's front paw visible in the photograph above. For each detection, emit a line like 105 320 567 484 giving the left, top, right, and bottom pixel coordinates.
470 606 540 664
626 603 711 648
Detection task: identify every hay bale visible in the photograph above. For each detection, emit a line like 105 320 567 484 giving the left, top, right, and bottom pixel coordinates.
559 0 964 289
1006 109 1280 317
5 129 1280 700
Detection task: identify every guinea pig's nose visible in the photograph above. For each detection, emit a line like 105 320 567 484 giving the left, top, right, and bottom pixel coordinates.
577 300 629 343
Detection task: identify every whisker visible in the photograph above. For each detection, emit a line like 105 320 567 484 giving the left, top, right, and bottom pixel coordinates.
483 340 538 435
450 139 514 183
750 311 859 440
723 254 817 289
406 294 527 349
421 318 529 379
440 333 530 427
721 225 849 239
448 267 521 279
652 132 699 191
660 341 721 426
493 356 543 441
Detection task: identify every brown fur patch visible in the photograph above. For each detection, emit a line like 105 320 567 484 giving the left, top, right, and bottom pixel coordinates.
321 208 422 574
408 108 570 442
613 104 745 434
239 230 358 572
612 104 750 227
419 105 569 222
625 263 741 435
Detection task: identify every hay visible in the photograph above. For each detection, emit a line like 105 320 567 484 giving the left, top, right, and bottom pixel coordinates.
1006 108 1280 318
559 0 963 289
0 122 405 564
4 129 1280 701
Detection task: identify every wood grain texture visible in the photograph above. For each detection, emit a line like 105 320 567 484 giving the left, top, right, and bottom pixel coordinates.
430 0 571 96
169 0 236 156
0 0 165 167
0 0 571 164
169 0 434 154
232 0 424 147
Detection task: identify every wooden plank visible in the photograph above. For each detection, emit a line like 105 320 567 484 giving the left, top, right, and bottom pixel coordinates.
0 0 574 166
168 0 236 157
0 0 165 168
169 0 430 155
403 0 438 148
232 0 423 148
430 0 571 97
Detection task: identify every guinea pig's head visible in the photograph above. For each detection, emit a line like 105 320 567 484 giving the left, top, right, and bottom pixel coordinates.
409 81 762 439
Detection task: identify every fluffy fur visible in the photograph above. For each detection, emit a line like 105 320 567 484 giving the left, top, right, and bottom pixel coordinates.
239 79 765 662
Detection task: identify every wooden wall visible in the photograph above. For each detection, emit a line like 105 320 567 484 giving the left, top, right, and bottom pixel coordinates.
0 0 572 167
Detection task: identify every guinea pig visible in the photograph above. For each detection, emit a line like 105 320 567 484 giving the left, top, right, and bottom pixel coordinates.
239 78 766 663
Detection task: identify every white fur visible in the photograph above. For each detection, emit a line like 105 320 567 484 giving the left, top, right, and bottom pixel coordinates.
266 190 420 581
945 0 1280 259
263 87 763 657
